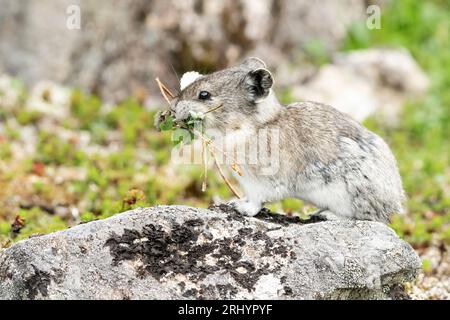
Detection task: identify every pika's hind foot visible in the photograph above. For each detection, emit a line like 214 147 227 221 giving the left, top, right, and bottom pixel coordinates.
226 198 262 217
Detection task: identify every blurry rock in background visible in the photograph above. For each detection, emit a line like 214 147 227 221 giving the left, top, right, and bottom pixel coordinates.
0 0 365 103
293 48 430 123
0 0 430 124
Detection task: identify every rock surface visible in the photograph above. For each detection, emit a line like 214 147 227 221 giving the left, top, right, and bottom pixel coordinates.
0 205 421 300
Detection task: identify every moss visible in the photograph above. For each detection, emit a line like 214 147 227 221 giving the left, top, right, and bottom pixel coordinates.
15 110 43 125
70 89 102 130
422 259 433 274
80 212 96 223
0 142 12 160
35 131 87 166
12 208 68 241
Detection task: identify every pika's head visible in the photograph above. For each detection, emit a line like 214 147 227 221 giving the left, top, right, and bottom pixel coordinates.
171 57 274 131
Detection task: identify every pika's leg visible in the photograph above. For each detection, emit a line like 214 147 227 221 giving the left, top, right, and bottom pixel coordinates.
226 198 262 217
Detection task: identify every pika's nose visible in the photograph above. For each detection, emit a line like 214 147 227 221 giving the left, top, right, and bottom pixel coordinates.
172 100 190 120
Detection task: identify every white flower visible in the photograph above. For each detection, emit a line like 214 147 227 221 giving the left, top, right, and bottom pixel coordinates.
0 74 23 110
180 71 203 91
26 81 71 119
189 110 205 120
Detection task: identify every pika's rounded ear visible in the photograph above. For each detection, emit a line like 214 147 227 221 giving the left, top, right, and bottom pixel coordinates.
240 57 267 70
244 68 274 103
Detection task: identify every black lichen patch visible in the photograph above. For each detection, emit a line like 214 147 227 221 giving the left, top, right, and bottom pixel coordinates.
216 284 239 297
210 204 326 226
229 261 262 290
238 227 253 237
182 288 199 298
213 204 247 223
79 245 87 254
280 275 293 295
283 286 293 296
105 217 295 298
106 219 213 280
387 284 412 300
23 264 51 299
0 261 12 280
198 284 238 299
255 208 327 225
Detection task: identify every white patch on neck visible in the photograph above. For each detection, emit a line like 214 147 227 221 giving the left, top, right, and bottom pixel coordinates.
180 71 203 91
255 89 282 123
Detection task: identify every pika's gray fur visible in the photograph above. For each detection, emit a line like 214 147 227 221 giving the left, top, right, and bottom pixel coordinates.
171 58 406 224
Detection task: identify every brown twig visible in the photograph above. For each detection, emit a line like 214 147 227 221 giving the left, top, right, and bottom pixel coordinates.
155 78 175 104
204 102 224 114
201 138 207 192
210 148 242 199
191 128 243 176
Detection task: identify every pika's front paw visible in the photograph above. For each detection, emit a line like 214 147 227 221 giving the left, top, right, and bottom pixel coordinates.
226 199 262 217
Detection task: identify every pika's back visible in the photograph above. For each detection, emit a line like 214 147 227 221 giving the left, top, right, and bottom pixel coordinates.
272 101 405 222
265 101 368 165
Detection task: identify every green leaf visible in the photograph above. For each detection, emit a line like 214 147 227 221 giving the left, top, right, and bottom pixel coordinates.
159 116 174 131
173 128 192 146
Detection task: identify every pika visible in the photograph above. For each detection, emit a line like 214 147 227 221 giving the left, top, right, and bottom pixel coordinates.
169 57 405 224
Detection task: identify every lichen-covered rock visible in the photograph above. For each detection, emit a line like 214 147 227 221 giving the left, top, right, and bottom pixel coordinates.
0 205 421 300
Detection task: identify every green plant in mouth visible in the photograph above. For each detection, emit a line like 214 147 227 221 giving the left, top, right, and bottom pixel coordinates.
157 110 204 146
155 78 242 197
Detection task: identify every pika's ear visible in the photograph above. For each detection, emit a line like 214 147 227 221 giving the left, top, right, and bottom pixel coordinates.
244 68 274 102
240 57 267 70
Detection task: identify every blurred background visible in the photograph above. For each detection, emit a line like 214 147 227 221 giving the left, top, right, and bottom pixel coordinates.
0 0 449 299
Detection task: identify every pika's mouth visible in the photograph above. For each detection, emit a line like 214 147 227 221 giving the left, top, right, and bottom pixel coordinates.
173 110 189 122
173 102 223 122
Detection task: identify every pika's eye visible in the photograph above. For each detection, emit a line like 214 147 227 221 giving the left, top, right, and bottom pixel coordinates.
198 91 211 100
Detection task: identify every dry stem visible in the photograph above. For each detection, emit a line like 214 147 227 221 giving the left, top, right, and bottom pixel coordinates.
155 78 175 104
204 102 224 114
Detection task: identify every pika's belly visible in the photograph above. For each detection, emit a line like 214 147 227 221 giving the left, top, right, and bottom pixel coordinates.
236 171 291 203
295 178 354 217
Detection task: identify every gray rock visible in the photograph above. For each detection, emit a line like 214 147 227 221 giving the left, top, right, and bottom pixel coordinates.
0 205 421 300
293 48 430 123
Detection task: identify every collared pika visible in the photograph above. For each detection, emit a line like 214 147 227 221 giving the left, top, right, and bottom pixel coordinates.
168 57 405 223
